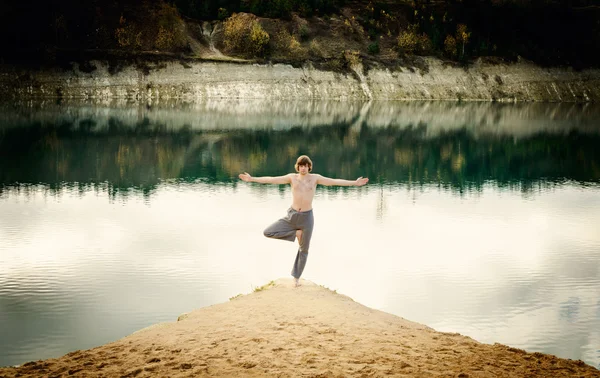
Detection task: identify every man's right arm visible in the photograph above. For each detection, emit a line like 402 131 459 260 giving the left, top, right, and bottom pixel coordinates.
239 172 291 185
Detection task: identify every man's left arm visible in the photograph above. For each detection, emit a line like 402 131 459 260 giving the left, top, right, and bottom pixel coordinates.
315 174 369 187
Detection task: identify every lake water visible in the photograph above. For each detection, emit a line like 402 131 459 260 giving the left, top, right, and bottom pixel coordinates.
1 100 599 369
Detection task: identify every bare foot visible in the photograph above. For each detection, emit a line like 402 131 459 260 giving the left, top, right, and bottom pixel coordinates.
296 229 303 246
294 278 301 288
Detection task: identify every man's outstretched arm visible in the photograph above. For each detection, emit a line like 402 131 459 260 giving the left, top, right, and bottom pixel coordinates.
315 174 369 187
239 172 292 185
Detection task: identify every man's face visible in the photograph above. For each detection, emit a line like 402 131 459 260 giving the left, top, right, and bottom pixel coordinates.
298 164 309 175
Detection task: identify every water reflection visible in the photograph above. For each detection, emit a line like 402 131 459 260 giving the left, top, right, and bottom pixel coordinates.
1 101 600 369
1 100 599 196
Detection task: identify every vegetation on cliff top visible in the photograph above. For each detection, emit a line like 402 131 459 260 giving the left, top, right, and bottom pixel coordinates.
0 0 598 69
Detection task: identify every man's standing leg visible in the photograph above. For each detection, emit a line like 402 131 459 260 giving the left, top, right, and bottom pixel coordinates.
291 210 314 286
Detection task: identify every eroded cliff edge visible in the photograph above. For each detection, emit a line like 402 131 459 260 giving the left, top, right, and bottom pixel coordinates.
1 57 599 102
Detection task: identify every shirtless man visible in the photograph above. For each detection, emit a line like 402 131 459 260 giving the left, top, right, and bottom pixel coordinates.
239 155 369 287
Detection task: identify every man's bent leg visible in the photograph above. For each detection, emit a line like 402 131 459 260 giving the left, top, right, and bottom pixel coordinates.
263 215 296 242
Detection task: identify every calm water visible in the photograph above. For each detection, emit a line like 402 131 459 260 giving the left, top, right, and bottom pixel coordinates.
1 100 599 369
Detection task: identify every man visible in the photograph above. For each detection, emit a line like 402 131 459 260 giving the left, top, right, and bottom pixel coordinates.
239 155 369 287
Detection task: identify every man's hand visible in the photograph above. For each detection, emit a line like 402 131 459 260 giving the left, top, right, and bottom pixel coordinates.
355 177 369 186
239 172 252 182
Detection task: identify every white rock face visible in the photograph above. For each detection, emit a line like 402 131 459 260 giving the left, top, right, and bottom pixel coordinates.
1 58 599 102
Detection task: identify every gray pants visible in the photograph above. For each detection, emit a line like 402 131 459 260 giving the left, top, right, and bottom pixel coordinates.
263 208 314 279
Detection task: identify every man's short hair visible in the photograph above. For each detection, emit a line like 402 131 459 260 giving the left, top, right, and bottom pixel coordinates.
295 155 313 172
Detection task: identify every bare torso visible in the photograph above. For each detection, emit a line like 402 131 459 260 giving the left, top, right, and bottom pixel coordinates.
290 173 317 211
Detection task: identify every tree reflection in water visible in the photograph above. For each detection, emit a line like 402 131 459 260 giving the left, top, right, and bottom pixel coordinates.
1 101 599 198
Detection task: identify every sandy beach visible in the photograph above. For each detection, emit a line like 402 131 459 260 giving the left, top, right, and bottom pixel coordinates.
1 278 599 377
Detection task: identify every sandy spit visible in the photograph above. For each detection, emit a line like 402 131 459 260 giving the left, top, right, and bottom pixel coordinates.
1 278 599 378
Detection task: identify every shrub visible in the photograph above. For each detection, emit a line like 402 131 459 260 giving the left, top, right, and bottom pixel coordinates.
368 41 380 55
274 28 307 59
154 3 187 51
224 13 270 57
343 49 361 68
397 24 430 54
418 33 432 53
155 26 174 49
456 23 471 59
224 13 248 51
444 24 470 60
288 35 301 51
115 16 142 49
299 24 310 41
292 14 310 41
249 21 270 56
444 35 457 58
342 15 364 36
308 38 324 57
328 58 345 71
397 28 419 53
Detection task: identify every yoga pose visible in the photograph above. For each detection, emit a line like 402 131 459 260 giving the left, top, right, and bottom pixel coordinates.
239 155 369 287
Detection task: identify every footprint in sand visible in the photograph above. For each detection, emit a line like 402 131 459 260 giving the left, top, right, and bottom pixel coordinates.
239 361 257 369
122 367 142 377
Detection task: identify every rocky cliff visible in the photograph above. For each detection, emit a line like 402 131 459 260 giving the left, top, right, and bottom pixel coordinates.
1 57 599 102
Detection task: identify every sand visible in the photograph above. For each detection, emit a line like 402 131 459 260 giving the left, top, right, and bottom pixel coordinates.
1 278 599 378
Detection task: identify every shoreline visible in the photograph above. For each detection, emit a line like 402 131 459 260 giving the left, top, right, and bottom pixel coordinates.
1 57 599 103
1 278 599 377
